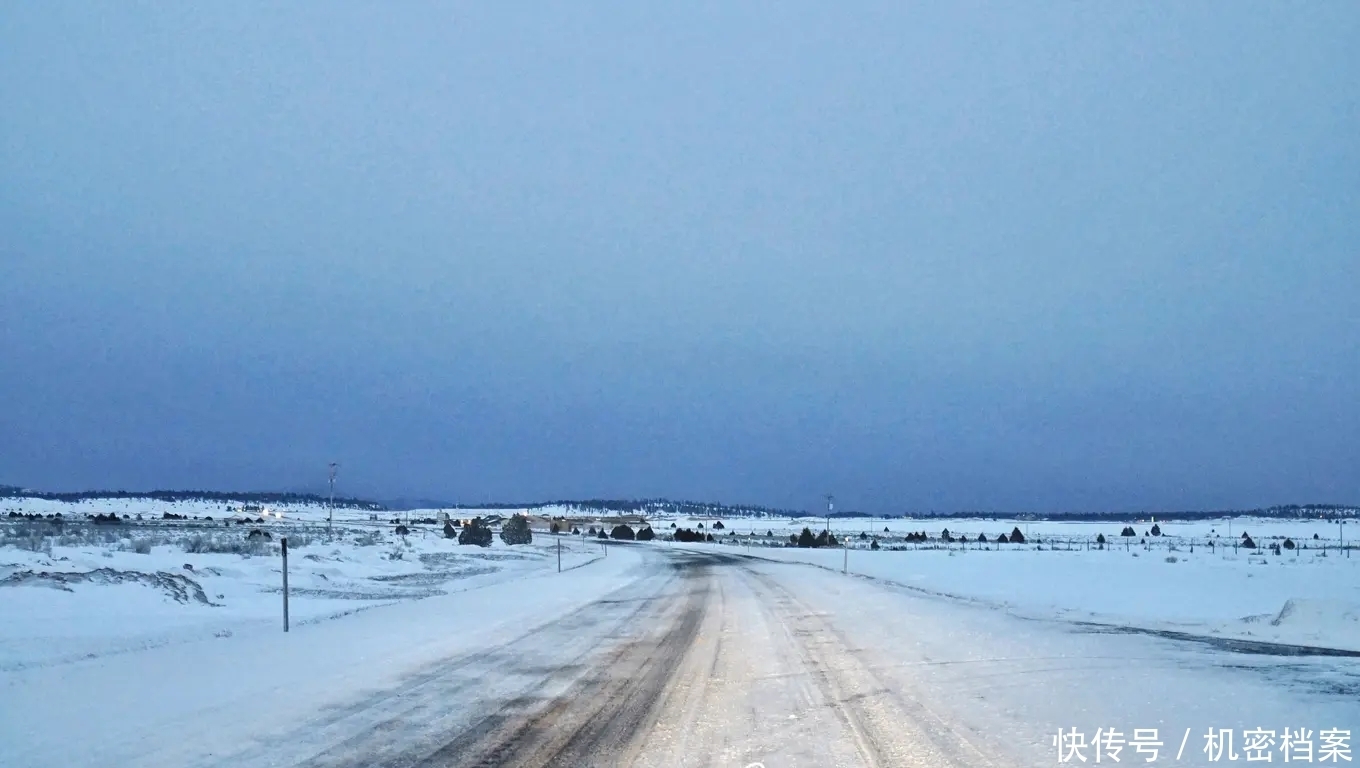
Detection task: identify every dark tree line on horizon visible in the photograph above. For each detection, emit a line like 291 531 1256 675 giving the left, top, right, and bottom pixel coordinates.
1 485 1352 522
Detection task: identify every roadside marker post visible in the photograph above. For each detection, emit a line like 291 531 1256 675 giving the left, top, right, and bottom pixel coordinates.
843 539 848 574
281 537 290 633
557 537 562 573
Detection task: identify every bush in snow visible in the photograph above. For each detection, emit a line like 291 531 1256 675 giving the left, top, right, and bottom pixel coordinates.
797 528 817 548
394 524 410 537
977 533 988 543
458 519 493 547
1283 538 1295 550
443 521 456 539
597 529 608 539
610 524 635 541
1241 535 1256 550
500 515 532 545
1096 533 1106 545
636 526 655 541
1150 524 1162 536
132 538 152 555
1009 527 1025 544
1121 526 1136 537
870 539 880 550
712 521 724 530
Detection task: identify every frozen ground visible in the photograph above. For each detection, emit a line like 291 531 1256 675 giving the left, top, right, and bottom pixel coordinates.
0 516 603 670
661 515 1360 652
2 500 1357 766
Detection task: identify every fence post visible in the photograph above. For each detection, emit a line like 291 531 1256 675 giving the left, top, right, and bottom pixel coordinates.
557 537 561 573
281 537 290 633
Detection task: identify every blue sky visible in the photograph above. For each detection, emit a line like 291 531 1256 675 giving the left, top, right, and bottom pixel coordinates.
2 3 1357 513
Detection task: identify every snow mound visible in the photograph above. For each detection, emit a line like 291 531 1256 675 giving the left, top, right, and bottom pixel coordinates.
0 568 216 606
1269 598 1360 628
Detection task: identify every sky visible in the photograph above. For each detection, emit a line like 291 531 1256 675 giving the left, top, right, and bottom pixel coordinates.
1 3 1357 514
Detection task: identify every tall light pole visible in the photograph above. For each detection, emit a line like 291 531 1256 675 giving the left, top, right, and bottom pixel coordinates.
327 462 339 536
825 494 834 535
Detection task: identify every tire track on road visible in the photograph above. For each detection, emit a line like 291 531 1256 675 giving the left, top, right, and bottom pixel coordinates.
414 557 713 768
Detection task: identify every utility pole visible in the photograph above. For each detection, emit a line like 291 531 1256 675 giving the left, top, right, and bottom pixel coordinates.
825 494 834 535
281 537 290 633
327 462 339 536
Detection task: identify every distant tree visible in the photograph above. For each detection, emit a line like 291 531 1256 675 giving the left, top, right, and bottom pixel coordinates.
766 530 773 537
705 533 715 542
1241 535 1257 550
712 521 725 530
941 528 952 542
597 529 608 539
1121 526 1137 537
610 524 636 541
443 521 456 539
500 515 532 545
884 526 890 533
550 521 561 534
977 533 988 543
637 526 655 541
996 533 1009 544
1009 527 1025 544
870 539 880 550
1283 538 1295 550
1150 524 1162 536
859 531 868 540
1096 533 1106 545
395 524 410 537
459 518 493 547
697 522 704 529
797 528 817 548
587 526 597 535
789 533 799 545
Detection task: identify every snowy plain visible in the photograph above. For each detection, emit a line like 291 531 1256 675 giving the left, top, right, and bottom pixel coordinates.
2 498 1357 766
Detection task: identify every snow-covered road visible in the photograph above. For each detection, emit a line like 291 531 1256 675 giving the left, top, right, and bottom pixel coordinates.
3 544 1356 767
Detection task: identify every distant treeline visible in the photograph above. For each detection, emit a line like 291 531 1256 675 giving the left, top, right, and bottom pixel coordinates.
2 485 1352 521
445 498 798 519
0 487 384 510
904 504 1358 522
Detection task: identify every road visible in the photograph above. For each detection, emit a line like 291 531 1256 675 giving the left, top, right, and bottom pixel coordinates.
254 548 984 768
213 546 1355 767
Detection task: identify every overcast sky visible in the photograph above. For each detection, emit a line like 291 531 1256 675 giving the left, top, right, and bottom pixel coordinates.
2 3 1357 513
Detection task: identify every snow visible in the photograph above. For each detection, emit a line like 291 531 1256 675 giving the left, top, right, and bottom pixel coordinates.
0 519 605 670
3 499 1356 766
668 520 1360 652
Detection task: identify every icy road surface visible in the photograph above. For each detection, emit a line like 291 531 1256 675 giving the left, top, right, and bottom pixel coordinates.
3 545 1356 767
